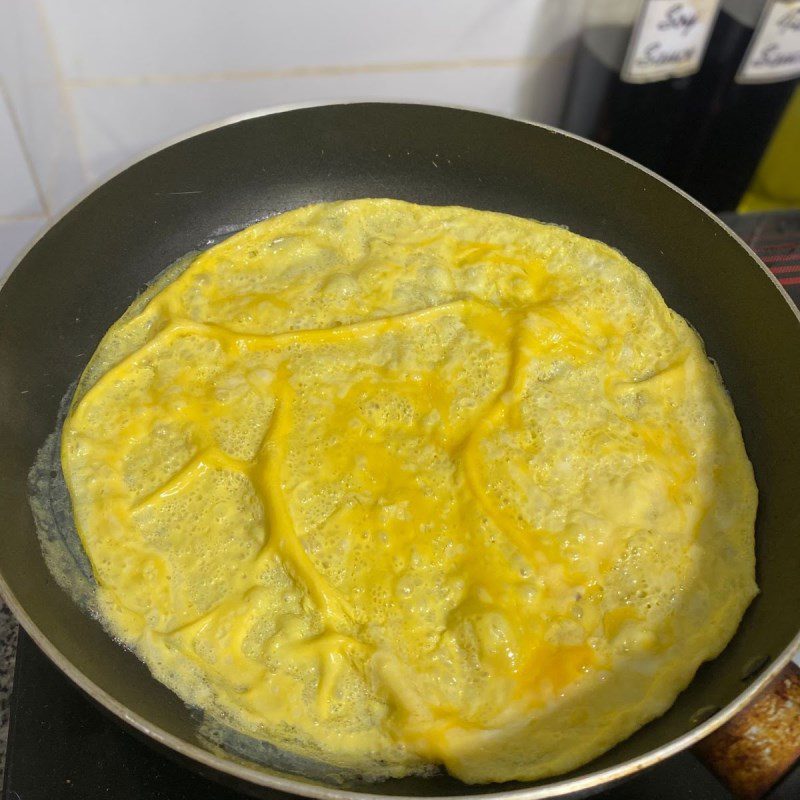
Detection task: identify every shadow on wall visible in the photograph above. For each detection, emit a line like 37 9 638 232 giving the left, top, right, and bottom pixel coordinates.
516 0 583 123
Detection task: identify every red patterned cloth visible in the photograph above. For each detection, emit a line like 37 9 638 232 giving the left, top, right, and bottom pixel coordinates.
723 211 800 308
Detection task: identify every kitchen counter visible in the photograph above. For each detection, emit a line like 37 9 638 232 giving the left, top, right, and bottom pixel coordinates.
0 604 17 785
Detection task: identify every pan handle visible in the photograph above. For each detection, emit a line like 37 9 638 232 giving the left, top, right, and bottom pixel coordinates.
693 661 800 800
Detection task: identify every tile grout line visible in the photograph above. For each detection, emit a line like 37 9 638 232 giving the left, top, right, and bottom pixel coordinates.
33 0 93 186
0 80 51 219
0 213 48 224
64 54 572 89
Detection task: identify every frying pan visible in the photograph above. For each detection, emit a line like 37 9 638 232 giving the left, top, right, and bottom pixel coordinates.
1 103 799 799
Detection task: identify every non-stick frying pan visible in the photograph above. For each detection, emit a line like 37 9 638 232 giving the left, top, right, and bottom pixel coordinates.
1 103 799 799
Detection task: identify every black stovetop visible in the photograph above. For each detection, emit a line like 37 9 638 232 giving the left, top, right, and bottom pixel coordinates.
7 628 800 800
4 212 800 800
0 630 749 800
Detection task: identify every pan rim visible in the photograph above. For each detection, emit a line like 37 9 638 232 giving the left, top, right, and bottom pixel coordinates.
1 99 798 800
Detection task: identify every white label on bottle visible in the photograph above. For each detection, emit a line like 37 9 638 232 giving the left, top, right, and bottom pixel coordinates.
622 0 721 83
737 0 800 83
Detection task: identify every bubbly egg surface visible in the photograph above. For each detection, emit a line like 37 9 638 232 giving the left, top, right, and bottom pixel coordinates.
61 199 757 783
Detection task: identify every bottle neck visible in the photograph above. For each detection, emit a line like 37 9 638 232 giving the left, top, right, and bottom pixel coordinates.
722 0 768 28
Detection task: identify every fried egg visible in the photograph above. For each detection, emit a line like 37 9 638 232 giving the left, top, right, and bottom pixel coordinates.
61 199 757 783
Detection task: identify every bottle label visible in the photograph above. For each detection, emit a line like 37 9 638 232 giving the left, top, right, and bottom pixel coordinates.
737 0 800 83
622 0 721 83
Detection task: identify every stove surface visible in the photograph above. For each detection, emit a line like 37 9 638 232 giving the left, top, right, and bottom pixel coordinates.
6 629 800 800
4 212 799 800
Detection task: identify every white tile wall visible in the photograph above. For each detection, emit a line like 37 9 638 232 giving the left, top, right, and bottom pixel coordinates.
71 60 573 181
0 219 45 279
0 92 43 217
0 0 585 269
40 0 581 80
0 0 87 216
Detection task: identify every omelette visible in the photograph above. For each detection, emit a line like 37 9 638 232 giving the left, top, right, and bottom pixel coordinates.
60 199 757 783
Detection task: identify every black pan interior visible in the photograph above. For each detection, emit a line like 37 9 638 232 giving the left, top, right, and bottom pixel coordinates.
0 103 798 796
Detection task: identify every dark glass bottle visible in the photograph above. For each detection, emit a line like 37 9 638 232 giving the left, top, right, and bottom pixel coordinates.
561 0 800 212
666 0 800 210
562 25 695 174
561 0 721 176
